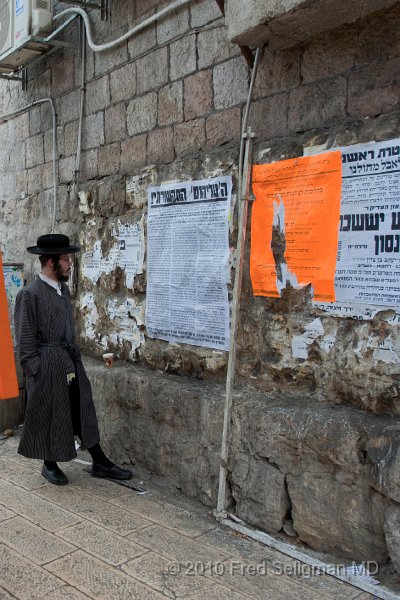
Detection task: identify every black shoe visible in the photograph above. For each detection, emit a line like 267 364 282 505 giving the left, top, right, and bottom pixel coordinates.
41 464 68 486
91 462 133 480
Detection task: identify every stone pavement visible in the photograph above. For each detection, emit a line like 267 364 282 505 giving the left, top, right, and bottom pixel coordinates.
0 433 374 600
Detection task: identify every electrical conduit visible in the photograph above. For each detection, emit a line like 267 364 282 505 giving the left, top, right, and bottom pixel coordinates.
53 0 193 52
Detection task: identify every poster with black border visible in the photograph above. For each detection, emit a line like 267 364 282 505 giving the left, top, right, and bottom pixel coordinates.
146 176 232 351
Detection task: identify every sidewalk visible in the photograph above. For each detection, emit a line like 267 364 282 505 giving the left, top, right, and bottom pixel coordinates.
0 433 372 600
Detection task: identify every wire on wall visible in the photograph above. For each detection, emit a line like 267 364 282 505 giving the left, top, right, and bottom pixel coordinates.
53 0 193 53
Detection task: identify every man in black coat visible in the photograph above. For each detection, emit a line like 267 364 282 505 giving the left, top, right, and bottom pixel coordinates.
14 234 133 485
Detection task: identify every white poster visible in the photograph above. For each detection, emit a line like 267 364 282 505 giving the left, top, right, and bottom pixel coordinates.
146 176 232 351
311 138 400 318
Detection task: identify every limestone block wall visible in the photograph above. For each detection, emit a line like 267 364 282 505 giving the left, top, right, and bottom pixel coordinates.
1 0 400 570
225 0 399 48
88 359 400 568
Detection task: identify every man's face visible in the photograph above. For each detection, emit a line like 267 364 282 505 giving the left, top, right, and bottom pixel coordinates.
54 254 73 282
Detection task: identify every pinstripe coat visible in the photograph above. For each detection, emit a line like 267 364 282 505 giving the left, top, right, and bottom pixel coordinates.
14 277 100 461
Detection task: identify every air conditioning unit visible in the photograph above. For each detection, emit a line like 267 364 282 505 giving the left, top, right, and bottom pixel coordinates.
0 1 13 56
15 0 52 42
0 0 53 73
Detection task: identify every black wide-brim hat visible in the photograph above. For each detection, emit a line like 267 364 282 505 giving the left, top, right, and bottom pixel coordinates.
27 234 80 255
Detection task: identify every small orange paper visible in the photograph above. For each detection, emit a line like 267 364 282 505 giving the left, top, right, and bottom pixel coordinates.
0 254 18 400
250 152 342 302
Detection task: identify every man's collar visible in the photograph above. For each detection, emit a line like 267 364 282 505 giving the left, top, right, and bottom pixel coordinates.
39 273 62 296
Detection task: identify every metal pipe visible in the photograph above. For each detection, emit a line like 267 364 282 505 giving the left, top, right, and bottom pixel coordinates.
0 98 58 233
215 47 262 517
53 0 193 52
215 127 255 517
72 16 87 199
238 46 263 208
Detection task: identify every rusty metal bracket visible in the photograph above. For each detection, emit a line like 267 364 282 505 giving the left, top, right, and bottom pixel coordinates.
63 0 109 20
214 0 254 68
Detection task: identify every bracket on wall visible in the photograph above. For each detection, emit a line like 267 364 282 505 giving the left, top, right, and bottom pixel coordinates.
22 68 28 92
214 0 255 68
62 0 109 20
0 15 77 86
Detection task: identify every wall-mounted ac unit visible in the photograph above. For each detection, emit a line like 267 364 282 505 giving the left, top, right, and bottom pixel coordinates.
0 0 53 73
0 1 13 56
15 0 52 42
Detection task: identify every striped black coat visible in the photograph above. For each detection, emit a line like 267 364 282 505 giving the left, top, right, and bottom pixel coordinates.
14 277 100 461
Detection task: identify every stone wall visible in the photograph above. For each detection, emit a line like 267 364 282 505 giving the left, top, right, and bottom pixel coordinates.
1 0 400 572
88 358 400 568
225 0 398 48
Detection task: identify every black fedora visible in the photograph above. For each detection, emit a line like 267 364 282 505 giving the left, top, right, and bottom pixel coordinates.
27 234 80 255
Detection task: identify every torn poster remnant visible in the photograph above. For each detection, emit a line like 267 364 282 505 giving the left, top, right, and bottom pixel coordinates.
80 293 99 341
367 334 399 365
82 219 144 288
107 297 144 358
292 318 325 359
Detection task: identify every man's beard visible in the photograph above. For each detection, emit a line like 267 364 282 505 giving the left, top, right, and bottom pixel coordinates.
55 264 69 282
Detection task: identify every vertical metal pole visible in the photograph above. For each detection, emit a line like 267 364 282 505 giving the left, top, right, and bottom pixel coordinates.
22 69 28 91
215 127 256 517
101 0 109 21
72 16 86 199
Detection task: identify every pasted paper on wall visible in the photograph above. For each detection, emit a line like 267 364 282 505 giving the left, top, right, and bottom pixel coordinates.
327 138 400 308
251 152 342 302
107 297 145 356
146 176 231 351
292 318 325 359
82 219 144 288
3 263 23 344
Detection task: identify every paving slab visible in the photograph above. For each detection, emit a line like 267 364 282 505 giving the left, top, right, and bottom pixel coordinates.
46 550 167 599
0 585 18 600
122 551 218 598
36 484 151 535
0 507 15 523
45 586 92 599
189 587 253 600
0 516 76 565
0 543 64 600
128 524 233 563
0 457 46 491
196 527 362 599
0 479 80 532
205 557 340 600
0 435 379 600
58 520 148 566
112 492 215 537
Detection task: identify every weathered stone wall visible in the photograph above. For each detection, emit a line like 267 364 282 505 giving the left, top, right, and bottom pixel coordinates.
88 357 400 567
225 0 399 48
1 0 400 571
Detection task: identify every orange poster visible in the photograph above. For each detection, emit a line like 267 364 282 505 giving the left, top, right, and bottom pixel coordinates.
251 152 342 302
0 254 18 400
